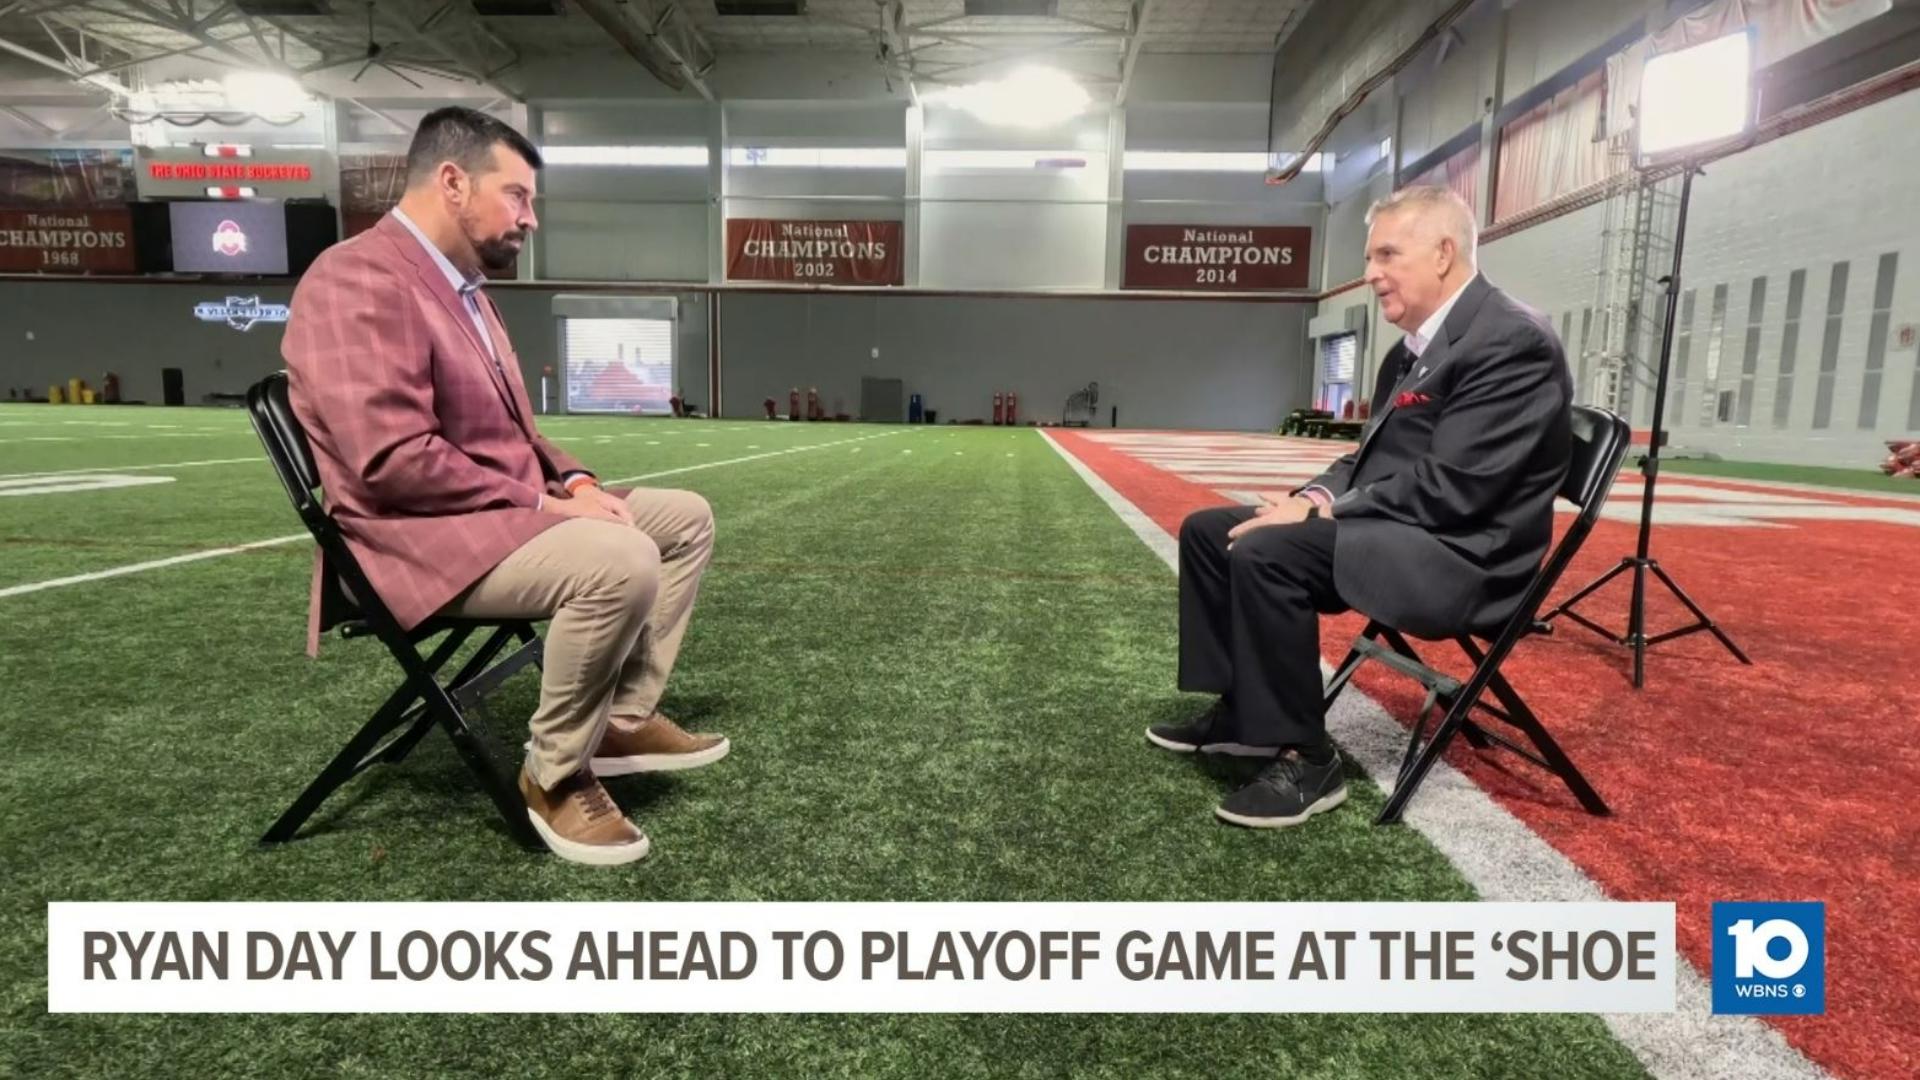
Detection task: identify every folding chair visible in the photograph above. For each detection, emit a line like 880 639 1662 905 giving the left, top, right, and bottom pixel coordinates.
1322 405 1631 825
246 371 547 852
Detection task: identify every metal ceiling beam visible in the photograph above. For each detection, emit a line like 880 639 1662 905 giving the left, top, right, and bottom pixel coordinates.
36 16 83 67
0 102 57 134
572 0 713 101
42 10 277 76
368 0 523 100
922 32 1113 79
630 0 716 98
109 0 303 75
903 13 968 34
912 28 1127 39
0 31 130 96
878 0 917 105
1052 14 1129 35
344 96 411 135
1114 0 1154 106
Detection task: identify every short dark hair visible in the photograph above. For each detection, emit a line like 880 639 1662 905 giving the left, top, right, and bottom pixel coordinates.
405 106 542 186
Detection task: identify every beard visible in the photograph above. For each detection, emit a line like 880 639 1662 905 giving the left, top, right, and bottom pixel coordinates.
474 232 523 271
458 206 523 271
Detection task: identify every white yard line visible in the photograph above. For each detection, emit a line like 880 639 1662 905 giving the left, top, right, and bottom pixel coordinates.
1 431 912 603
1039 430 1829 1080
0 432 251 444
0 457 263 481
0 535 310 600
603 429 907 485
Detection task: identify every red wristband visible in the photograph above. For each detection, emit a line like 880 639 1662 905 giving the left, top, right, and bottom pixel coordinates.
565 475 598 495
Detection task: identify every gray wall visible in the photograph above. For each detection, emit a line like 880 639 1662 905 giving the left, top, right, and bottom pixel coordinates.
2 279 1308 432
717 292 1312 431
0 280 708 411
2 280 297 405
1301 0 1920 467
1476 89 1920 465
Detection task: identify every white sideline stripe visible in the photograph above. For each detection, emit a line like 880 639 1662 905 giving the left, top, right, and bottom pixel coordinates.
0 534 308 601
0 457 263 481
0 432 247 444
0 433 910 604
1041 431 1177 568
603 429 907 485
1040 430 1829 1080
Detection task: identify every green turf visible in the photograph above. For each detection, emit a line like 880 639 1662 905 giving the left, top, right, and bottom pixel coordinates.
0 404 1646 1078
1660 456 1920 495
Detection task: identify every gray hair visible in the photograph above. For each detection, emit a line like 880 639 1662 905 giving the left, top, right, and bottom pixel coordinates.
1365 185 1478 265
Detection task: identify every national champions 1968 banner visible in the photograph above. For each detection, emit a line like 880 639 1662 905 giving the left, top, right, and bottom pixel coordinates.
726 219 904 285
0 208 135 273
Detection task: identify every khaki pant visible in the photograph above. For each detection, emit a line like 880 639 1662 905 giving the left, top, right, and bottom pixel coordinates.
445 488 714 789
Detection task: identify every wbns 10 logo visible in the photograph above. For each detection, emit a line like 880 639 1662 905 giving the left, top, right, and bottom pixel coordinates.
1712 902 1824 1015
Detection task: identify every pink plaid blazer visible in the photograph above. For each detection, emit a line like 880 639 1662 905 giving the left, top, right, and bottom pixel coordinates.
282 212 587 653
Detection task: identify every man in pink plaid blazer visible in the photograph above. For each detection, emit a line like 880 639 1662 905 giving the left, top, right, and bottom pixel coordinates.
283 107 726 866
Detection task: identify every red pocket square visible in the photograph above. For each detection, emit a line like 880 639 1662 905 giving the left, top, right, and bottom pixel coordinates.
1394 391 1433 409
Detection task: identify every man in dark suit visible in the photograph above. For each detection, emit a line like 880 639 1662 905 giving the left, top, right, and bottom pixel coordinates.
1149 185 1572 829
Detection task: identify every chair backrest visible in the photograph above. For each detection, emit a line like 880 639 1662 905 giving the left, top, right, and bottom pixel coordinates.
247 371 377 632
1560 405 1632 525
246 371 326 533
1477 404 1629 645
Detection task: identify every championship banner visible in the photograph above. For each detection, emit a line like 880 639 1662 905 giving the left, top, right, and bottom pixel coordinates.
0 207 136 273
726 218 903 285
1123 224 1312 291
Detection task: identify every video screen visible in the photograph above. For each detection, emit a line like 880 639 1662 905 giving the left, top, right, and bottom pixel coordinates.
168 200 288 275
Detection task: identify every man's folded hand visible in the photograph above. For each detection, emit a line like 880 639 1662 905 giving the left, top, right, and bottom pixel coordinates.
545 487 632 524
1226 495 1315 547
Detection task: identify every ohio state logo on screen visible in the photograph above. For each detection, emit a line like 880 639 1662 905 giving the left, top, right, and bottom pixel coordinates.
212 220 248 257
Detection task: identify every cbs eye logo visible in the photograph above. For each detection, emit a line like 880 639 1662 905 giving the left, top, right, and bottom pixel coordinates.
1712 903 1824 1015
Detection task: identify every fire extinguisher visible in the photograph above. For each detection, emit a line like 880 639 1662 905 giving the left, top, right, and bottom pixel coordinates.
992 391 1004 426
1005 390 1018 427
789 387 800 421
807 387 821 421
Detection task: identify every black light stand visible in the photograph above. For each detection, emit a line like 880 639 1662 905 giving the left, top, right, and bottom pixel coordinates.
1541 164 1752 688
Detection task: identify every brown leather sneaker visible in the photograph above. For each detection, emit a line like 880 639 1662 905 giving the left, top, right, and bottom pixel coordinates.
591 712 731 776
520 767 651 866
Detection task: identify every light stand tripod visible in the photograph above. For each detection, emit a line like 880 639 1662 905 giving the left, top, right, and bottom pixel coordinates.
1541 164 1752 689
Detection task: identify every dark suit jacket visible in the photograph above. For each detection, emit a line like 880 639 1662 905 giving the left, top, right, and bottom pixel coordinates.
1299 275 1571 639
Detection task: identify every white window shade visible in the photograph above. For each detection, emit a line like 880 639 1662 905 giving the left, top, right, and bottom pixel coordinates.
1321 333 1356 384
564 317 676 415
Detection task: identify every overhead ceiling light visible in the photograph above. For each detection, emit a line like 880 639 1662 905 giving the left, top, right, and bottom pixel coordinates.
929 67 1091 129
222 72 309 118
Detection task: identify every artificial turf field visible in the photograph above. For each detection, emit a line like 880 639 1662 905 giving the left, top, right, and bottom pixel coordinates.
0 402 1910 1077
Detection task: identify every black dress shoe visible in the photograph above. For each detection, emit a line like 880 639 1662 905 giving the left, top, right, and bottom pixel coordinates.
1145 700 1281 757
1215 749 1348 828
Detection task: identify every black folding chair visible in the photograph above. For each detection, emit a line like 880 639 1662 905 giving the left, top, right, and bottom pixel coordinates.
246 371 546 852
1323 405 1631 825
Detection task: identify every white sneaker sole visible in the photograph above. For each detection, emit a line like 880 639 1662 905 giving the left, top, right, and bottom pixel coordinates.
1214 784 1349 829
1144 728 1281 758
592 735 731 777
525 810 652 866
